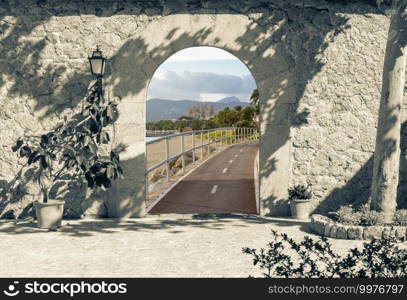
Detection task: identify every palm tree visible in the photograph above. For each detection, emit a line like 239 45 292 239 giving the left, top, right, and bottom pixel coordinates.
250 88 259 116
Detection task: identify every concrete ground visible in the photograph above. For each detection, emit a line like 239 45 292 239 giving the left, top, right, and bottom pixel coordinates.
0 214 367 278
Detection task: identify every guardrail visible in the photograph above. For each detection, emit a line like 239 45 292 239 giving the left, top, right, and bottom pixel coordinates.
145 127 259 201
146 130 176 137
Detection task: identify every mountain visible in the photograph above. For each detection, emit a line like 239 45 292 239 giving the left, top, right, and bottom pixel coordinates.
217 96 241 103
147 98 249 122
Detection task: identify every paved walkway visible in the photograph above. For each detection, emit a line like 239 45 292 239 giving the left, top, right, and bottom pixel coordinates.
0 215 368 277
150 142 258 214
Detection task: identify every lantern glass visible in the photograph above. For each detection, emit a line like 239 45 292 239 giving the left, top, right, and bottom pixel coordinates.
88 48 106 76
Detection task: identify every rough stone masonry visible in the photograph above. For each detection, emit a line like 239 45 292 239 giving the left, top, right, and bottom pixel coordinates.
0 0 406 219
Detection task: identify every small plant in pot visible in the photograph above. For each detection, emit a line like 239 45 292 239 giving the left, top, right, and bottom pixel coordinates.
288 184 312 220
12 81 123 229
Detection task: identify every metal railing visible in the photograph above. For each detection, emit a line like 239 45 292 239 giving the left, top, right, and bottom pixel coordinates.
146 130 176 137
145 127 259 201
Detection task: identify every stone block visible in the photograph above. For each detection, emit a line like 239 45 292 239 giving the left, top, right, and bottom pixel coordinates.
347 226 363 239
310 215 326 236
363 226 383 240
328 224 338 238
336 226 348 239
395 226 406 240
323 221 332 237
382 227 396 239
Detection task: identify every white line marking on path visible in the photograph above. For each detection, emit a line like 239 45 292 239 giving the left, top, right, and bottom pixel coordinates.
229 160 234 163
210 185 218 194
222 168 228 174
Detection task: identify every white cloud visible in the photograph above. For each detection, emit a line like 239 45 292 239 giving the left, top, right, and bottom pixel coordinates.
147 70 256 102
166 46 238 62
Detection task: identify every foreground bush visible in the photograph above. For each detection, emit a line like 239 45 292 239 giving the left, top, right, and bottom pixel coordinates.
243 230 407 278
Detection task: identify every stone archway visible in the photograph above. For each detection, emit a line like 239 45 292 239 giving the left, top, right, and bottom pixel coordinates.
105 13 295 217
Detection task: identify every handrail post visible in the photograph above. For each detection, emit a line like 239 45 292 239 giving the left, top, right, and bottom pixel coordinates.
192 132 196 164
227 128 230 145
238 128 240 143
145 145 149 201
165 137 170 182
238 128 241 143
216 129 219 150
181 134 185 173
201 131 204 159
145 174 149 202
207 131 210 155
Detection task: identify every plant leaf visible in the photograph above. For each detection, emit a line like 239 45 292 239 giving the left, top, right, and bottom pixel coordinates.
28 151 39 165
40 156 48 169
12 140 23 152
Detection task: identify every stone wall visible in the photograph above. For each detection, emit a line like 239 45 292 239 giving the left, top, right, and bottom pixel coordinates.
0 0 162 218
0 0 404 218
290 10 390 213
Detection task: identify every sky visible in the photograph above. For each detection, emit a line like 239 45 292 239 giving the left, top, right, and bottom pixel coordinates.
147 46 257 102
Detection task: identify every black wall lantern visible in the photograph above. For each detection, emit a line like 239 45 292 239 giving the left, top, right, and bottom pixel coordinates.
88 46 106 77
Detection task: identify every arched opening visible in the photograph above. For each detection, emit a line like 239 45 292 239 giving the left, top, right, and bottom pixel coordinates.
144 46 259 214
108 14 293 218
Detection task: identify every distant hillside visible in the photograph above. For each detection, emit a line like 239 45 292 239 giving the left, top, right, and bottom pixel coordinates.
147 98 249 121
217 96 240 103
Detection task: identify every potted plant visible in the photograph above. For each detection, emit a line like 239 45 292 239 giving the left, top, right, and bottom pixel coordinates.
288 184 312 220
12 81 123 228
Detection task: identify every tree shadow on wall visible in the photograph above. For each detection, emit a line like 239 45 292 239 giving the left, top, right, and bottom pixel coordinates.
0 1 388 218
315 121 407 214
0 1 384 118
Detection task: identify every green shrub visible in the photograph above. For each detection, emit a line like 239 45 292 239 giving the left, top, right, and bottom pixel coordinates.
335 204 391 226
336 205 362 225
288 185 312 201
394 210 407 226
243 230 407 278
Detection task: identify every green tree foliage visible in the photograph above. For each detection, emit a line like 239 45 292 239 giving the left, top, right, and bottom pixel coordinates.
250 88 260 116
147 103 258 130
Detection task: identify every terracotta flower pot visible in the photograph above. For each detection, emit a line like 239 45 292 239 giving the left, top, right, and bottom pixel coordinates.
290 199 311 220
33 200 65 229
